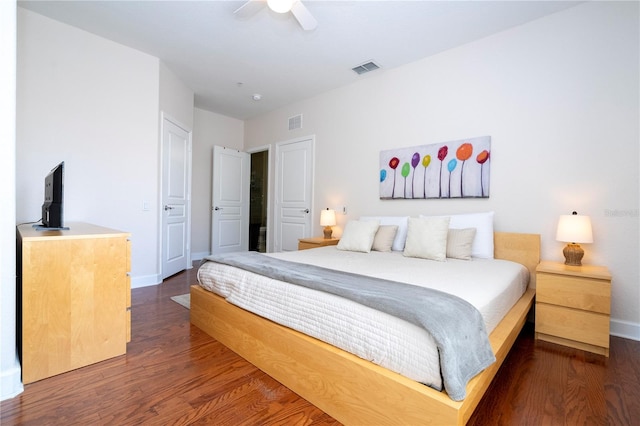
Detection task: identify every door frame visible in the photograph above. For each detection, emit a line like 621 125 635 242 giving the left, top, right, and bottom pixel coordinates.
274 135 315 252
248 144 271 252
158 112 192 278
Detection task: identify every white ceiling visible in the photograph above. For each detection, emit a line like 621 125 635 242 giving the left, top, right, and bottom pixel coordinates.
18 0 581 120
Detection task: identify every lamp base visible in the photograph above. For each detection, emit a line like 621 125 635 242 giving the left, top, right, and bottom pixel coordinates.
563 243 584 266
323 226 333 239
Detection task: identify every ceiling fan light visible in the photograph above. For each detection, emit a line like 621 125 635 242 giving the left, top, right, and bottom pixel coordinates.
267 0 294 14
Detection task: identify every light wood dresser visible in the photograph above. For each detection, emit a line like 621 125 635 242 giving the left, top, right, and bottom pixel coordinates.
17 222 131 383
298 237 339 250
535 260 611 356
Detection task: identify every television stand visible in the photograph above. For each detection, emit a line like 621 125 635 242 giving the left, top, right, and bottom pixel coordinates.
17 222 131 383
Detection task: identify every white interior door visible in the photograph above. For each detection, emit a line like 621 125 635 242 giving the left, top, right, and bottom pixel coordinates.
161 115 191 279
211 146 250 254
275 137 314 252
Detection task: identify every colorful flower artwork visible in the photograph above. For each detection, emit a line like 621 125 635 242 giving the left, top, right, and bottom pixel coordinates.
380 136 491 199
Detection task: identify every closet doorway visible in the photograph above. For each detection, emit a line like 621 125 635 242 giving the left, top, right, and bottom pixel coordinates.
249 149 269 252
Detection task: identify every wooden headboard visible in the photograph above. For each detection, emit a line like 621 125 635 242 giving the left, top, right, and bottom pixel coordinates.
494 232 541 288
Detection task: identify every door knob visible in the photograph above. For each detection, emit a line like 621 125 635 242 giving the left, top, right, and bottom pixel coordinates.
214 206 222 211
164 205 174 211
301 209 309 213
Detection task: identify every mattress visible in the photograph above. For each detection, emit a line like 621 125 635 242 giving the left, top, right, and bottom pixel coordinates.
197 246 529 391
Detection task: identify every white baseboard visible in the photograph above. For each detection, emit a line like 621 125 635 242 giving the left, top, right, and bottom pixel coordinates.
611 318 640 341
131 273 162 289
191 251 210 262
0 352 23 401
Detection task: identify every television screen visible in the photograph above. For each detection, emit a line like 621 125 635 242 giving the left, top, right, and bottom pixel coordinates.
41 161 64 229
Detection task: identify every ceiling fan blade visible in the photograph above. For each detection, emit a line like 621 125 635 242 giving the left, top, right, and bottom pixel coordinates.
234 0 266 18
290 1 317 31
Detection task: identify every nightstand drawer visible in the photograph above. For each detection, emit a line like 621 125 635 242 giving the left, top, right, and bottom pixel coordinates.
537 274 610 314
298 237 339 250
536 303 610 348
299 241 322 250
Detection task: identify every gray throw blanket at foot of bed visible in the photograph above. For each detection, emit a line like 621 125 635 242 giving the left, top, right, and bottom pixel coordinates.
204 251 496 401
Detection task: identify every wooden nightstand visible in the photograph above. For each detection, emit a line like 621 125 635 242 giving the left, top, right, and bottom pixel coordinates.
535 260 612 356
298 237 339 250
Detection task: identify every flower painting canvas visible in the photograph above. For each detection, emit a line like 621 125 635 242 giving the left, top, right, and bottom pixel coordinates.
380 136 491 199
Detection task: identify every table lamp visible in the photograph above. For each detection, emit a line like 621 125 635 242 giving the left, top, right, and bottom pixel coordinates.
320 208 336 239
556 211 593 266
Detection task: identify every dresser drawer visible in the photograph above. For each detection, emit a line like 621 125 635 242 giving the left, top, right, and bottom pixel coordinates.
536 303 610 348
537 273 610 314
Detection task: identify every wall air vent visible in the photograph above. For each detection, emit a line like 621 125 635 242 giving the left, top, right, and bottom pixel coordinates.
352 61 380 75
288 114 303 131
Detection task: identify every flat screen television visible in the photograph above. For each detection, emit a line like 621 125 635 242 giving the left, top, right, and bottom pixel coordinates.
40 161 65 229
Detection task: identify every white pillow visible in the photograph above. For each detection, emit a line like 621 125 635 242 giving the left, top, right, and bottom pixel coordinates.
421 211 494 259
360 216 409 251
336 220 380 253
446 228 477 260
371 225 398 252
403 217 450 261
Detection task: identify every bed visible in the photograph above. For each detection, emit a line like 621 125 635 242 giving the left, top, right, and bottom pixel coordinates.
190 218 539 425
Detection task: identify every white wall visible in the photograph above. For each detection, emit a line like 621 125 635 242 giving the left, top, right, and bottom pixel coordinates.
16 9 161 285
245 2 639 339
159 61 194 130
191 107 244 259
0 0 24 401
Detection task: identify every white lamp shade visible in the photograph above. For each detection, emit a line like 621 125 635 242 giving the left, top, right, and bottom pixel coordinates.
320 209 336 227
556 214 593 243
267 0 294 13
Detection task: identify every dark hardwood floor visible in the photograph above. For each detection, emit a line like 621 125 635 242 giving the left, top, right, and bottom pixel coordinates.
2 263 638 425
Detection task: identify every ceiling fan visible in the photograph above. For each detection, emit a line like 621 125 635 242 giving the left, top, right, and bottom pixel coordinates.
234 0 318 31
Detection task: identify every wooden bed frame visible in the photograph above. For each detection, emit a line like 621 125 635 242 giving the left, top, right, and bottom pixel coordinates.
190 232 540 425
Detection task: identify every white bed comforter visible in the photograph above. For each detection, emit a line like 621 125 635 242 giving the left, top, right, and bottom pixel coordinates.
197 247 529 391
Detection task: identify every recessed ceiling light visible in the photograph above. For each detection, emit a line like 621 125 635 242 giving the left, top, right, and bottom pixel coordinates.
252 94 262 101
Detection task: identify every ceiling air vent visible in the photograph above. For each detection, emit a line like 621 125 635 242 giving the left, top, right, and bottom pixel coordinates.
288 114 302 131
352 61 380 75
